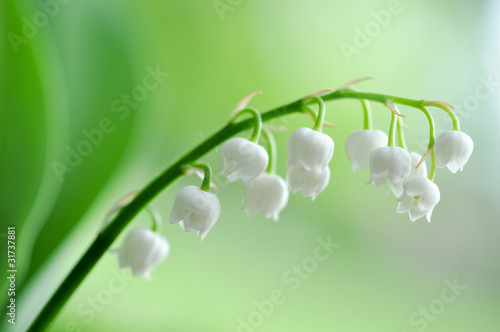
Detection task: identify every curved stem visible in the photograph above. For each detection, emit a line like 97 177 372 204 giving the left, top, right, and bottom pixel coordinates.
262 128 277 174
28 87 449 331
231 107 262 143
302 104 317 121
146 205 162 232
422 100 460 131
418 105 436 149
361 99 373 130
190 163 212 192
312 97 326 132
397 116 408 150
388 112 398 147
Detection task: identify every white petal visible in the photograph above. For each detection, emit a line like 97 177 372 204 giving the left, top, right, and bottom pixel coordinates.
368 147 411 193
117 228 169 278
434 131 473 172
220 138 268 182
287 165 330 200
408 152 427 179
396 195 414 213
346 130 388 172
287 127 334 175
408 206 426 222
244 173 289 220
169 185 221 240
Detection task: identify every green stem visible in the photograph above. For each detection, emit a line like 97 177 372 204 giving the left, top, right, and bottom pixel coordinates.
429 149 436 181
190 163 212 192
231 107 263 143
262 128 277 174
397 116 408 150
422 100 460 131
302 104 318 121
418 105 436 149
312 97 326 132
361 99 373 130
388 112 398 147
28 87 447 331
146 205 161 232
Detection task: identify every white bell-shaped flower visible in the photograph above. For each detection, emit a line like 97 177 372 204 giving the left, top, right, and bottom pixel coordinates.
408 152 427 179
396 177 440 222
220 137 269 182
287 164 330 200
345 130 388 172
243 173 289 221
434 131 473 173
287 127 334 176
169 185 221 241
368 146 412 196
118 227 169 279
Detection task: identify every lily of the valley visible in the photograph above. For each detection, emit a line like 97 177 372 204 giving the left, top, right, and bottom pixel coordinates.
220 137 269 182
433 131 473 173
368 146 412 196
244 173 289 221
286 127 334 176
118 227 169 279
396 177 440 222
287 164 330 200
345 130 388 172
169 185 221 241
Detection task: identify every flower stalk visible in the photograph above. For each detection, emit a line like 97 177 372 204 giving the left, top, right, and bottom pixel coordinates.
262 128 277 174
28 85 463 332
190 163 212 192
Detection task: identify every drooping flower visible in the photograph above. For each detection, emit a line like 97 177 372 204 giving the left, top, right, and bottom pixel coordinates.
169 185 221 241
118 227 169 279
220 137 269 182
368 146 412 196
408 152 427 179
434 131 473 173
287 164 330 200
396 177 440 222
287 127 334 176
345 130 388 172
243 173 289 221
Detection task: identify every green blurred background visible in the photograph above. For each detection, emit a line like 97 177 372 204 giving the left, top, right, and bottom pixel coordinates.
1 0 499 331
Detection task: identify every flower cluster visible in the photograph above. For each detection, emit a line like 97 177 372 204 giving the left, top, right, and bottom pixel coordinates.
347 126 473 222
112 89 474 279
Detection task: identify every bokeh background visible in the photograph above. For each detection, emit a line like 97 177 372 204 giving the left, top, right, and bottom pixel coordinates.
1 0 499 331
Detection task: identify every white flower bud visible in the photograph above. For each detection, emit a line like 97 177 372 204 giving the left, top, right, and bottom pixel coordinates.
345 130 388 172
287 127 334 176
118 227 169 279
368 146 412 196
220 137 269 182
169 185 221 241
396 177 440 222
434 131 473 173
287 164 330 200
244 173 289 221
